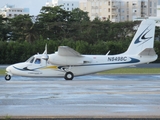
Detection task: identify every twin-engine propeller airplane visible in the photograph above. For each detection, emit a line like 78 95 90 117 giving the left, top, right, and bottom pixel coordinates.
5 19 158 81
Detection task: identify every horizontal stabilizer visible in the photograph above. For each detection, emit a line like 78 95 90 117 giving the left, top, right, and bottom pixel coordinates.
139 48 157 56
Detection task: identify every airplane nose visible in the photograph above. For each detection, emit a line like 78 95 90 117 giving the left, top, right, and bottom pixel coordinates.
6 65 12 73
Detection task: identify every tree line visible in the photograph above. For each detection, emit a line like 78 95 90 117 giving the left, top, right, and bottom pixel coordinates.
0 6 160 63
0 6 141 43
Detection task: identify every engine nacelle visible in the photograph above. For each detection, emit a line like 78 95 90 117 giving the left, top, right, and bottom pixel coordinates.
48 53 92 65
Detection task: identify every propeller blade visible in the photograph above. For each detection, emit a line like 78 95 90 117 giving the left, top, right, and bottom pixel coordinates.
42 44 49 61
43 44 47 54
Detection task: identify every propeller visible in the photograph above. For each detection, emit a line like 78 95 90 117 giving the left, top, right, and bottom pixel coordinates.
42 44 49 62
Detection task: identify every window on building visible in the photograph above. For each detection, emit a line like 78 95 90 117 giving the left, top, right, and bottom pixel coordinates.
154 2 157 7
102 17 106 20
9 14 12 17
154 9 156 14
72 4 74 6
150 2 152 7
67 8 69 10
150 8 152 14
108 8 110 12
108 1 110 5
96 2 99 6
67 3 69 6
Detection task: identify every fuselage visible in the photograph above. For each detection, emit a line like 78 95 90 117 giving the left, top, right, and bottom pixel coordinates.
6 53 157 78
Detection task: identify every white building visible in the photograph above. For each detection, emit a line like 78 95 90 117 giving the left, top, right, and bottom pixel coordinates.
46 0 79 11
0 4 29 18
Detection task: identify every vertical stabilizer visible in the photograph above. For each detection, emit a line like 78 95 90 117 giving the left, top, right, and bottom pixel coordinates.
125 19 155 55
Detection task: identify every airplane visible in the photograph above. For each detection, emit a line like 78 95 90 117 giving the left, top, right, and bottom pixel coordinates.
5 19 158 81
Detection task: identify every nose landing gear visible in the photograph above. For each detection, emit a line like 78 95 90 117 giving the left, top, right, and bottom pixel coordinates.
5 75 11 81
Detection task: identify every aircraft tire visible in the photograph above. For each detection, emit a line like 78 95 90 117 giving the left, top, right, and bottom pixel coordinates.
64 72 74 80
5 75 11 81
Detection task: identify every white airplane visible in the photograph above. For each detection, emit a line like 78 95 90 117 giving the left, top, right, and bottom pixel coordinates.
5 19 158 81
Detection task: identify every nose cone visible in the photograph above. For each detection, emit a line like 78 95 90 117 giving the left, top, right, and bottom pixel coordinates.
6 65 12 73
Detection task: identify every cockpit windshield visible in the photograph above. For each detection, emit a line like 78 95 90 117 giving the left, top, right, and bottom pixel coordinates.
26 56 35 63
26 56 41 64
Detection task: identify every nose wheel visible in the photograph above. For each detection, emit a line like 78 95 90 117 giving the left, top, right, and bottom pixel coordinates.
5 75 11 81
64 72 74 80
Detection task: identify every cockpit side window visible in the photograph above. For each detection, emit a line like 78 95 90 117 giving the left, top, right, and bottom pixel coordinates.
35 58 41 64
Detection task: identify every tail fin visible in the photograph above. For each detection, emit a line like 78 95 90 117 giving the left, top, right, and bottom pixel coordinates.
125 19 156 55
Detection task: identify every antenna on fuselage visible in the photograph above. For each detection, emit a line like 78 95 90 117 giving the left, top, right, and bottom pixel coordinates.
106 50 110 55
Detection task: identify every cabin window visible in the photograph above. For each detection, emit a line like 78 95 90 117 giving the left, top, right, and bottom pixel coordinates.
35 58 41 64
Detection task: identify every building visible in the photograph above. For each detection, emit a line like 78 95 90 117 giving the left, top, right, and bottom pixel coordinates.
0 4 29 18
46 0 79 11
134 0 160 26
80 0 158 22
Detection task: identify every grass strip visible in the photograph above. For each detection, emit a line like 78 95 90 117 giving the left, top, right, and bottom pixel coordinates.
98 68 160 74
0 69 6 75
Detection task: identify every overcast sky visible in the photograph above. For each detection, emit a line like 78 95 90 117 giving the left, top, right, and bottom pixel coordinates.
0 0 52 15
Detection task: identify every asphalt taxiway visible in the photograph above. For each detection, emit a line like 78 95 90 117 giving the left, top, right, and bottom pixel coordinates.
0 74 160 119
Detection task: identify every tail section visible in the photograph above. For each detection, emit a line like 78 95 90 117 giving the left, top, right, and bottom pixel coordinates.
125 19 156 55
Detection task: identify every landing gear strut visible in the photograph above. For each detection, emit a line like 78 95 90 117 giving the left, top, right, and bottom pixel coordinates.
64 72 74 80
5 75 11 81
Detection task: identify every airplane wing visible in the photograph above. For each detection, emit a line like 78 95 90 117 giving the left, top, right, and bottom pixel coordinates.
58 46 82 56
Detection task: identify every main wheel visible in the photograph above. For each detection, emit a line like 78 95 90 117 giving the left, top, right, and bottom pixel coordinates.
64 72 74 80
5 75 11 81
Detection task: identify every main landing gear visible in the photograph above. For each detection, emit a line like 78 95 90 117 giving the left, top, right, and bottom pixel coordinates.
5 75 11 81
64 72 74 80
